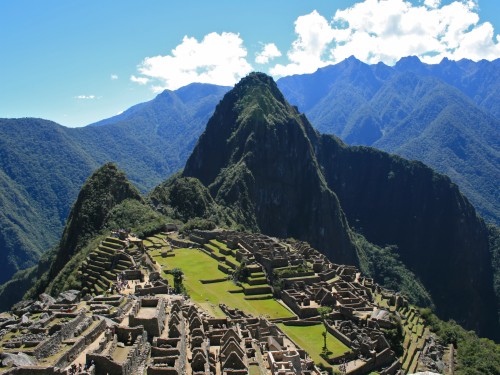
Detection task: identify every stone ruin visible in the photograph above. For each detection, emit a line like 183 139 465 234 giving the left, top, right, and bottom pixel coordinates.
0 229 451 375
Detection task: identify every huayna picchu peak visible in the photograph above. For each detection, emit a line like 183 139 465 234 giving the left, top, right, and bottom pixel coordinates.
183 72 357 266
175 73 498 339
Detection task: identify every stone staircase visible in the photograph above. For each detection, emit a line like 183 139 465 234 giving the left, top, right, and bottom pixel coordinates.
79 237 134 295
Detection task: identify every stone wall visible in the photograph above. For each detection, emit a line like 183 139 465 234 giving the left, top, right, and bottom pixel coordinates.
281 291 318 318
86 353 124 375
53 318 106 369
325 322 353 348
123 269 143 280
33 311 87 359
135 283 170 296
147 367 179 375
379 359 402 375
129 298 165 339
169 237 195 248
88 329 148 375
282 320 319 327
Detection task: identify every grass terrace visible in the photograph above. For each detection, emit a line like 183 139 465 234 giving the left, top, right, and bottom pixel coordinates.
278 323 350 367
152 248 294 319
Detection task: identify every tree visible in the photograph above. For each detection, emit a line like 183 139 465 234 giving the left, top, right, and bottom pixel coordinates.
318 306 332 352
169 268 184 294
233 257 250 283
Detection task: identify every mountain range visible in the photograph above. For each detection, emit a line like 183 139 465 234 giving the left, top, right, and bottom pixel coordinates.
277 56 500 225
0 58 498 335
176 73 499 338
1 73 497 342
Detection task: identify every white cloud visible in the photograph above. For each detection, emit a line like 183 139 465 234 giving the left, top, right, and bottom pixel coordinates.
75 95 96 100
133 32 253 90
270 0 500 76
424 0 441 9
130 75 150 85
111 74 118 80
255 43 282 64
271 10 335 76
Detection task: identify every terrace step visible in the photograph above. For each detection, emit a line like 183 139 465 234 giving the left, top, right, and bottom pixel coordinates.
104 237 127 248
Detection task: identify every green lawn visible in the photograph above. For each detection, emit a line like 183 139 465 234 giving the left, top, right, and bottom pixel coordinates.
278 323 351 367
153 248 294 319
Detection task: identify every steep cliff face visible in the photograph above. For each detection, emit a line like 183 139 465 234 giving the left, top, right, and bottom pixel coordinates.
278 57 500 225
317 135 498 337
183 73 357 265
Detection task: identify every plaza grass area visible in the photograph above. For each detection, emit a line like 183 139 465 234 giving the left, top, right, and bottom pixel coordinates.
278 323 350 367
152 248 294 319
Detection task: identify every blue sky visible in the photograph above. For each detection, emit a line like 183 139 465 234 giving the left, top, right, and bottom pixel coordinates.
1 0 499 127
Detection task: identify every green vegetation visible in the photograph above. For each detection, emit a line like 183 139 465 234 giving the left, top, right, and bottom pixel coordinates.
165 268 186 295
318 306 333 352
233 257 251 283
354 233 433 308
0 69 497 373
149 175 242 231
178 71 498 338
152 247 293 319
420 308 500 375
27 163 142 298
274 264 312 278
105 198 172 238
0 164 164 309
0 119 97 285
278 323 350 367
0 85 227 291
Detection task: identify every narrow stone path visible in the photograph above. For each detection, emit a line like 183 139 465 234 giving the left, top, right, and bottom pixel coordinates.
65 330 106 372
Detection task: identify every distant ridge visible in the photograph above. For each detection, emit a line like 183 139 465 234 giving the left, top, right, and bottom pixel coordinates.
277 56 500 224
0 84 228 284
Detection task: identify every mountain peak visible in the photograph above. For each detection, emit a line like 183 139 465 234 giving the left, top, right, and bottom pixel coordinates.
343 55 362 65
183 72 357 265
46 163 142 285
183 72 312 186
394 55 425 71
233 72 287 104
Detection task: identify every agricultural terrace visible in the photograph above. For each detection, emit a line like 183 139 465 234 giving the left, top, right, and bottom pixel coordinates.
151 247 294 319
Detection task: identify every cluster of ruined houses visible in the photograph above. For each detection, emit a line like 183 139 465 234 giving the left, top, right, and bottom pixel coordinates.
0 291 318 375
187 229 417 375
0 228 443 375
146 299 318 375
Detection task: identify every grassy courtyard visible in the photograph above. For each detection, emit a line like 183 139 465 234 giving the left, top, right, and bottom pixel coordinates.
278 323 350 367
152 248 294 319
